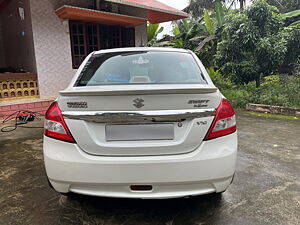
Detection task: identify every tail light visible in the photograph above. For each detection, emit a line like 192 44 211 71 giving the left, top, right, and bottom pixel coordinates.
204 98 236 141
44 102 76 143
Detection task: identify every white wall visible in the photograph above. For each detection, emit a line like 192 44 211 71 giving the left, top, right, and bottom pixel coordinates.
29 0 87 98
135 23 148 47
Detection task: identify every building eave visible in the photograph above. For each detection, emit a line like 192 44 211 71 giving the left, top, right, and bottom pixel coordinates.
55 5 147 27
106 0 189 23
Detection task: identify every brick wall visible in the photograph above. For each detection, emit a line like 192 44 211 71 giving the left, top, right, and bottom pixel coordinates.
0 100 53 120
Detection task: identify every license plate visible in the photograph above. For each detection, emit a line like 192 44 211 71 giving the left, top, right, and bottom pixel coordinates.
105 124 174 141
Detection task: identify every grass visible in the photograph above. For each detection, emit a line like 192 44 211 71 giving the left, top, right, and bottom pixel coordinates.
245 111 299 120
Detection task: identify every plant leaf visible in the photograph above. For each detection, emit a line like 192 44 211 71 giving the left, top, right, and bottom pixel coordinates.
288 20 300 26
215 1 224 27
182 18 190 32
203 10 213 35
147 23 159 42
195 35 215 52
281 9 300 20
173 24 181 36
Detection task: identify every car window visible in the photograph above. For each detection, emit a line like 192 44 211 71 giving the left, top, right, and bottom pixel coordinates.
75 51 207 86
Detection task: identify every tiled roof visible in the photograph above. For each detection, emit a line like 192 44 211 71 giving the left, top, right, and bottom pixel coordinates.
106 0 189 23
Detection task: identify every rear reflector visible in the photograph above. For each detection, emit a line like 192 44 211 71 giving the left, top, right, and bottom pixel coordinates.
44 102 76 143
204 98 236 141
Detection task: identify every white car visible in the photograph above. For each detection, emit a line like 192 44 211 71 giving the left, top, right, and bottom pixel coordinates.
43 47 237 199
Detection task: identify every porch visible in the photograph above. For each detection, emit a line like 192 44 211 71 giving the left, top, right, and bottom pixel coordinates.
0 0 39 102
0 0 188 118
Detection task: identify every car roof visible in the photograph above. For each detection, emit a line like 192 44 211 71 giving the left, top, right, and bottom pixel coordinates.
93 47 191 55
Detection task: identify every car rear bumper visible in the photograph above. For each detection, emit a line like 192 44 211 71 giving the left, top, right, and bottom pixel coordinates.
43 132 237 199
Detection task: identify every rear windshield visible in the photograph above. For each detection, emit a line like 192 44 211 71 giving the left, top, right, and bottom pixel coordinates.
75 51 207 86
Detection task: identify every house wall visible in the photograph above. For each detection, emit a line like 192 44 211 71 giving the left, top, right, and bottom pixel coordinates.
30 0 148 99
117 4 148 47
0 21 5 68
135 23 147 47
0 0 36 72
29 0 91 98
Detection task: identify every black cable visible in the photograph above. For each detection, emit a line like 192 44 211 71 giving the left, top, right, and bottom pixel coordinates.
1 110 44 132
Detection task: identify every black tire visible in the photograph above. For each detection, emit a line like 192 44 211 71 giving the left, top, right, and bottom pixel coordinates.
46 177 54 189
60 192 72 197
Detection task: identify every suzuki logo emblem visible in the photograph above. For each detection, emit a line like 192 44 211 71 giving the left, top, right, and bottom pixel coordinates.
133 98 144 108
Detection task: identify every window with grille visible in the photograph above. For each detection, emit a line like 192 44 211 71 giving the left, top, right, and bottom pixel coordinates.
69 21 135 69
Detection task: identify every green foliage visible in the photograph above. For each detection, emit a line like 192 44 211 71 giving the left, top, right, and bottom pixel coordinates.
172 24 181 36
203 11 214 35
211 73 300 108
169 37 184 48
189 2 226 67
294 58 300 75
147 23 164 46
207 67 235 90
261 75 280 87
184 0 226 17
215 0 288 86
281 9 300 19
160 1 227 67
168 19 202 49
214 1 225 27
184 0 247 17
266 0 300 12
247 111 299 120
165 0 300 109
281 23 300 67
254 75 300 108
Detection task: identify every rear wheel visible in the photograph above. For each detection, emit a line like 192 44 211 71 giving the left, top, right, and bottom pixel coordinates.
46 177 54 189
60 192 72 197
210 191 224 200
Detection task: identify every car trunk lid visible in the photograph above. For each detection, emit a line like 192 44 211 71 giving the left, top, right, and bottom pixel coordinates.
58 85 221 156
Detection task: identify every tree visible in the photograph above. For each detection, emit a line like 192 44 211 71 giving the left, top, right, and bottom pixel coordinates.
184 0 247 17
215 0 287 87
168 2 226 67
279 22 300 72
266 0 300 12
168 18 205 49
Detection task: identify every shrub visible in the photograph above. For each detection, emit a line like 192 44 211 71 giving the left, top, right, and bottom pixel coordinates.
209 70 300 108
207 67 235 90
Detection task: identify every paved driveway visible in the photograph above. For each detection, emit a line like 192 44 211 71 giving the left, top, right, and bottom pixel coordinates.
0 111 299 225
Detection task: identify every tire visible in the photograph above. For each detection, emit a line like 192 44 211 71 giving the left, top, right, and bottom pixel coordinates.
46 177 54 189
60 192 72 197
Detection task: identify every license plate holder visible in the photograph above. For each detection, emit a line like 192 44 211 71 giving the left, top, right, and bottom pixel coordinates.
105 124 174 141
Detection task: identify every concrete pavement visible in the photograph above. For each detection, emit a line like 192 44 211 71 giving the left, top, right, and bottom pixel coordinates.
0 111 299 225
